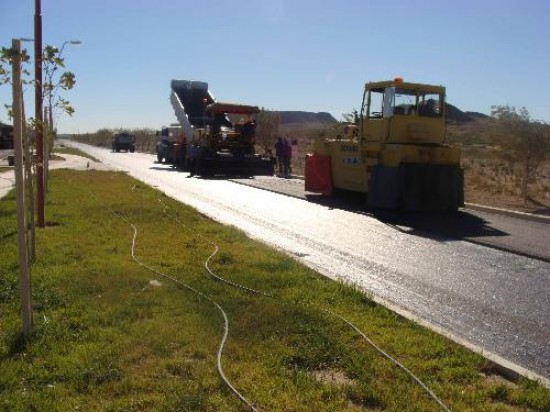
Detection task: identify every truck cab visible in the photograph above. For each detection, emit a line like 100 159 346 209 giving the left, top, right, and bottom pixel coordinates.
112 132 136 153
156 126 183 163
193 103 272 176
361 79 446 145
0 122 14 150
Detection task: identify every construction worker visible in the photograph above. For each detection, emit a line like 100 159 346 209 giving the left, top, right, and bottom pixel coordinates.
187 140 202 177
274 137 285 176
283 138 292 178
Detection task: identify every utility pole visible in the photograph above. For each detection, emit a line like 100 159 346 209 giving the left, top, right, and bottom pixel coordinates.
12 38 33 336
35 0 45 227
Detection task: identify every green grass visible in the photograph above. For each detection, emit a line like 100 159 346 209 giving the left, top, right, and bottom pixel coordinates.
1 170 549 411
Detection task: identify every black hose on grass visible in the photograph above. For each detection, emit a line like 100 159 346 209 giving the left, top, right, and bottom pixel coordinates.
159 200 273 299
159 199 451 412
91 193 259 412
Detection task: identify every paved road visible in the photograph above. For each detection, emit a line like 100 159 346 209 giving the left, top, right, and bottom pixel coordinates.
229 176 550 263
6 143 550 383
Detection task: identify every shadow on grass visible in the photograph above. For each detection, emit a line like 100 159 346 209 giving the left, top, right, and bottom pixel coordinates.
5 331 28 358
45 221 62 228
0 229 17 240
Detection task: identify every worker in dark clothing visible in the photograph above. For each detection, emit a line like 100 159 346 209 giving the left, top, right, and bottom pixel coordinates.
419 99 439 117
241 120 256 154
187 142 202 177
274 137 285 176
282 138 292 178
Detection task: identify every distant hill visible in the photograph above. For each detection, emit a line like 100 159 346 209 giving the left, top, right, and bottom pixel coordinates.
275 106 487 127
465 111 490 120
446 103 489 123
277 111 338 125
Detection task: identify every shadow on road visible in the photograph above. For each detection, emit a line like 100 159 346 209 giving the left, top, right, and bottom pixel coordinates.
371 209 508 241
526 196 550 216
305 192 509 242
148 166 182 172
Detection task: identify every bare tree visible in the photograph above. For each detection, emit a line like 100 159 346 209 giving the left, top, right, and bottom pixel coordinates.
491 105 550 203
255 109 280 153
341 110 358 124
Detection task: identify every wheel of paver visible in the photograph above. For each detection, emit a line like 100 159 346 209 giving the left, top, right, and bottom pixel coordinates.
157 152 163 163
176 156 185 170
198 161 214 177
130 147 135 153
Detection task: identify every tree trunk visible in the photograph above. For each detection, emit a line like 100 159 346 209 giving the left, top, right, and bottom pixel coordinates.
522 158 529 205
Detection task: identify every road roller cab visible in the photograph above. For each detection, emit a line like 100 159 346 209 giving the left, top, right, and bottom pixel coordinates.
306 78 463 211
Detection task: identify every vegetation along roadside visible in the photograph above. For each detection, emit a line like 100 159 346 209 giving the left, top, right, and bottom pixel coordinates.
1 169 549 411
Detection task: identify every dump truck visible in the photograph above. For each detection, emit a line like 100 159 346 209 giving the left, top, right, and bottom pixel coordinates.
305 78 463 211
156 125 183 164
0 122 14 150
111 132 136 152
168 80 273 176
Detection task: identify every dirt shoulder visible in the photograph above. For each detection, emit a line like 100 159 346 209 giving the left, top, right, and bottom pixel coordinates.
465 189 550 216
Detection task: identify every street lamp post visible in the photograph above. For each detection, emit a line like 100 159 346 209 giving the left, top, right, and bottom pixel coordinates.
59 40 82 55
46 40 81 129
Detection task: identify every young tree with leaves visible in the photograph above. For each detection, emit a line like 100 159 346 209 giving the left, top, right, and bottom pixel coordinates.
41 44 77 187
1 46 31 119
1 43 76 136
2 41 78 245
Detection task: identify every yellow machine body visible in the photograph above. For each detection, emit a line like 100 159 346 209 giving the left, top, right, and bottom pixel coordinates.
311 79 463 210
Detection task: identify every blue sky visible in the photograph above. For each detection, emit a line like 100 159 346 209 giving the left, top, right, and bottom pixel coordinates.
1 0 549 133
